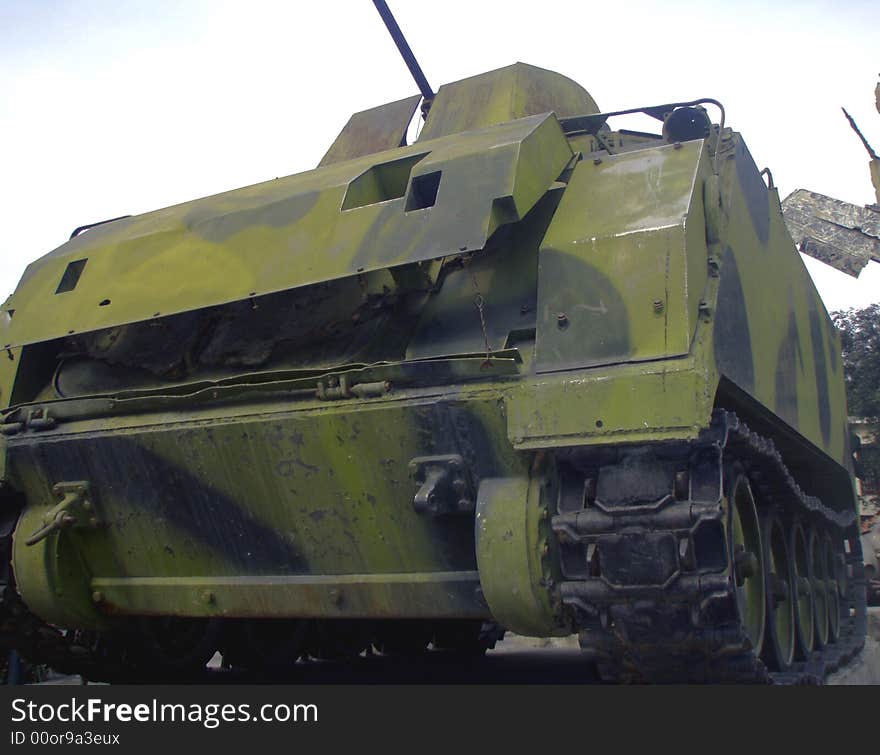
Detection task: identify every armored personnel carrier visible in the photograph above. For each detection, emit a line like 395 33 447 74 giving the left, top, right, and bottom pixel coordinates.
0 8 867 682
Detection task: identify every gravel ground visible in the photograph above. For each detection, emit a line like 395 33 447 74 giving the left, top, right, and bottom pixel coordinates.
828 608 880 685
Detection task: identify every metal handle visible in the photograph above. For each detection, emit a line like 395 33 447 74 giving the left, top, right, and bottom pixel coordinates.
26 482 95 547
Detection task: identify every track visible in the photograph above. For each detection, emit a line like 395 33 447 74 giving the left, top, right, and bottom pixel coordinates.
13 621 880 685
552 410 867 683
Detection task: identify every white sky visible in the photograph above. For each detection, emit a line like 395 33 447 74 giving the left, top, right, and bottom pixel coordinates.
1 0 878 312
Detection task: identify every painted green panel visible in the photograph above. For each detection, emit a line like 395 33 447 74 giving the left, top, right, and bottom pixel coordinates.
419 63 599 141
711 135 850 470
535 141 706 372
319 94 421 167
1 114 571 349
9 392 525 621
505 358 713 449
405 189 562 360
88 572 488 620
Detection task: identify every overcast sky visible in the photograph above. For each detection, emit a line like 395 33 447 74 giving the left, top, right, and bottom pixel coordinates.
1 0 878 312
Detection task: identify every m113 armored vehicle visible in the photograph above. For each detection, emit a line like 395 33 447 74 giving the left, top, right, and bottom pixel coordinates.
0 4 867 682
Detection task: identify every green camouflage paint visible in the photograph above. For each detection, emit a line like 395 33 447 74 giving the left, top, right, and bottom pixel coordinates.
0 65 857 635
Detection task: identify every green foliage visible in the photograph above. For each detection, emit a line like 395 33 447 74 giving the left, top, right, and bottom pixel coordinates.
832 303 880 418
833 303 880 491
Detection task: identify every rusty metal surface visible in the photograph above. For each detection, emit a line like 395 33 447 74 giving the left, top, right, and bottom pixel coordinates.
782 189 880 277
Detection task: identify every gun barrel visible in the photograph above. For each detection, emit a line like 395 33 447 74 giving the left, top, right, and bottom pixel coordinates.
372 0 435 104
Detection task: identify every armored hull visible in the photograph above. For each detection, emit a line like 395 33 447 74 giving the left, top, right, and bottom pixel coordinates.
0 64 865 681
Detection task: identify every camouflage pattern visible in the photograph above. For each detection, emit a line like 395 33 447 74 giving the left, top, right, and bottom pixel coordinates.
318 94 422 167
782 189 880 277
0 63 857 637
782 76 880 277
0 109 571 348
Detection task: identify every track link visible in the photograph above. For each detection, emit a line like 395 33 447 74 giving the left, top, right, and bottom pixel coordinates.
552 410 867 683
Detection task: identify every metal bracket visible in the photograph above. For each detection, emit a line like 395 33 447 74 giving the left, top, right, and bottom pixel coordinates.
26 407 55 431
0 406 55 436
409 455 475 516
0 421 22 436
26 481 98 546
316 375 391 401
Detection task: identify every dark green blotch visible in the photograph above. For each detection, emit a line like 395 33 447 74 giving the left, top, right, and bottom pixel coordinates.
774 310 802 429
535 249 631 372
735 140 769 245
714 247 755 393
808 298 832 447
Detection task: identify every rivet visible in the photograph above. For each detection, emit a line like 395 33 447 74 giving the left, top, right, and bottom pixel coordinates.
91 591 104 604
556 312 569 329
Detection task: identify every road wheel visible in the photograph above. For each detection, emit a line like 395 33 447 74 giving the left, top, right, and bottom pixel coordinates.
789 523 815 658
761 513 795 670
728 473 765 655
